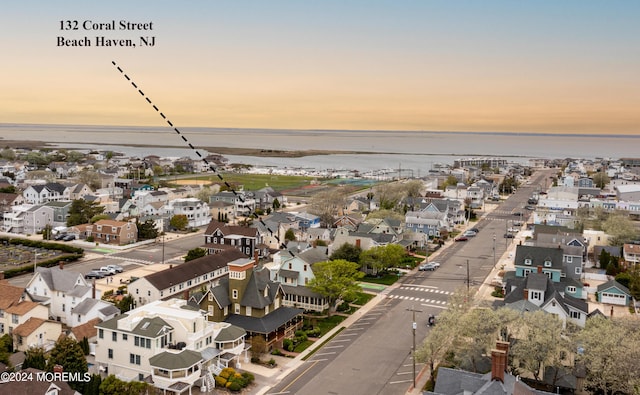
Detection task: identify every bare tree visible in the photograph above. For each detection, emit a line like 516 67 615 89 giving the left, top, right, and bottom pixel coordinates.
307 188 348 227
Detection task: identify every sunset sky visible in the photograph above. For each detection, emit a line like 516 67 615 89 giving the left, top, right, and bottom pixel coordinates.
2 1 639 134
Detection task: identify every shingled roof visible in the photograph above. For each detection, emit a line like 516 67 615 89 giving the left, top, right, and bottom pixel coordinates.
143 249 246 290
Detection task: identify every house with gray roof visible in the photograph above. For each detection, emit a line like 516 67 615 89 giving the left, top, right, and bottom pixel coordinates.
26 265 100 325
596 280 632 306
69 298 120 327
501 269 589 328
95 298 246 391
197 258 304 351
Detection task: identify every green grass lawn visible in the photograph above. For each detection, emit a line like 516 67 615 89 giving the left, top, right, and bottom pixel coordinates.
177 173 317 191
360 273 401 286
316 315 346 336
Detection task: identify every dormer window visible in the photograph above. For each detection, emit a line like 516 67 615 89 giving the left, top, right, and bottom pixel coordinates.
544 260 552 267
524 258 532 266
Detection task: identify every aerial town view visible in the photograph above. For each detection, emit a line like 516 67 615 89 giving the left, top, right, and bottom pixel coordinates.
1 2 639 395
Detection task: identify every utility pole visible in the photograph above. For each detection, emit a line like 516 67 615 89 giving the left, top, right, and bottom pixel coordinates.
406 305 422 389
493 234 497 269
162 233 165 264
466 259 470 294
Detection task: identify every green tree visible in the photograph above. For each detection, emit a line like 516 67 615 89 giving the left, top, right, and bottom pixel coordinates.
99 374 150 395
602 212 638 246
284 228 296 242
46 336 88 391
592 171 610 189
598 249 611 269
0 334 13 365
67 199 105 226
576 316 640 394
136 219 159 240
23 346 47 370
117 294 135 313
80 336 90 355
329 243 362 264
359 244 406 275
307 259 364 315
185 247 207 262
170 214 189 231
272 198 281 211
83 374 103 395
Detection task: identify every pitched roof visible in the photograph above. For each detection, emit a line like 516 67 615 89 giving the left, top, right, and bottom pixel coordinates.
205 220 259 237
5 300 40 315
70 317 101 340
214 325 246 342
240 267 281 309
514 245 564 270
0 368 77 395
35 267 84 293
224 306 303 334
13 317 47 337
143 249 246 290
0 281 27 310
597 279 630 295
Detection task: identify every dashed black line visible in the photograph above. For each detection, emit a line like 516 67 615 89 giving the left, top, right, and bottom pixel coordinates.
111 61 287 252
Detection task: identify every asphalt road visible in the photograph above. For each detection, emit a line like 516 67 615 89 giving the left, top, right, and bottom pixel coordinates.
265 168 557 395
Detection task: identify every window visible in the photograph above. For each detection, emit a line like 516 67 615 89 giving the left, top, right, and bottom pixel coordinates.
246 306 252 316
12 314 19 325
303 264 307 271
575 267 582 274
130 353 141 365
544 260 552 267
112 332 117 341
530 291 541 300
99 329 104 339
123 334 128 341
134 336 139 346
524 258 532 266
570 311 581 319
234 303 240 314
146 338 151 348
108 349 113 359
148 290 151 296
567 286 576 293
232 289 238 299
566 256 573 263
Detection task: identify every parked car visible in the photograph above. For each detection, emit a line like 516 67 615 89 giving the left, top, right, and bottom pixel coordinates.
419 263 437 271
455 236 468 242
503 233 515 238
106 264 124 273
462 230 477 237
527 198 538 204
508 227 519 233
62 234 75 241
512 212 523 217
469 227 480 233
85 270 106 279
525 205 535 210
54 233 66 240
512 221 523 227
430 262 441 268
100 266 116 275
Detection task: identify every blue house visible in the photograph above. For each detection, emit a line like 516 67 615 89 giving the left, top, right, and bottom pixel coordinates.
597 280 632 306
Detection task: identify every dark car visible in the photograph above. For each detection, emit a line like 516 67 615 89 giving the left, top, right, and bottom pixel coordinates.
503 233 515 238
525 205 535 210
455 236 468 242
62 234 76 241
54 233 66 240
469 227 480 233
527 198 538 204
85 270 106 279
512 212 523 217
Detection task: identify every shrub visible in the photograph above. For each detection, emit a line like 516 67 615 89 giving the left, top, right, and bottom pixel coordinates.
491 286 505 298
214 376 227 387
282 339 293 350
242 372 254 383
219 367 234 379
227 381 242 392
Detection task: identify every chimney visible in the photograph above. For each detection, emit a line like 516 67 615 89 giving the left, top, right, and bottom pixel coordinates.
355 239 361 248
59 260 64 270
496 340 509 355
537 266 542 273
523 289 528 300
53 364 63 373
491 349 506 382
184 290 190 300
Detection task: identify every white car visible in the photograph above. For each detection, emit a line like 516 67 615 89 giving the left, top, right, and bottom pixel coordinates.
100 266 116 275
106 264 124 273
430 262 441 268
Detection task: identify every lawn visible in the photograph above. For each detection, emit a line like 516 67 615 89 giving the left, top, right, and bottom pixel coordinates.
360 273 401 286
177 173 317 192
316 315 346 336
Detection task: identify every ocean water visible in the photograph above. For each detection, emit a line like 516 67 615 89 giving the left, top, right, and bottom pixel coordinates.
1 123 638 173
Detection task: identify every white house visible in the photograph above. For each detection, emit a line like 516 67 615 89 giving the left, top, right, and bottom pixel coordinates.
95 298 247 391
166 198 211 228
26 266 101 325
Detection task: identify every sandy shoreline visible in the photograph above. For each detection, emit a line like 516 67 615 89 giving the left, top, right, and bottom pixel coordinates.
0 138 374 158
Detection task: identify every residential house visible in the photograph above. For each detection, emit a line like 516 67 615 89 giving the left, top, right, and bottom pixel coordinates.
204 220 266 258
65 183 93 200
209 191 256 217
165 198 211 228
268 245 330 312
502 268 589 328
405 210 448 239
69 298 120 328
291 212 321 230
596 280 632 306
26 265 101 325
623 243 640 266
130 249 246 305
22 204 55 234
254 186 286 212
95 298 246 390
332 213 363 232
90 219 138 245
0 192 25 215
23 182 67 204
43 200 73 229
328 228 394 255
209 200 234 223
0 281 62 352
301 227 332 245
197 257 304 351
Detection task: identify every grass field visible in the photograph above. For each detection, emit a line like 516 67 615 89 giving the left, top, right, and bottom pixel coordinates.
173 173 318 192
